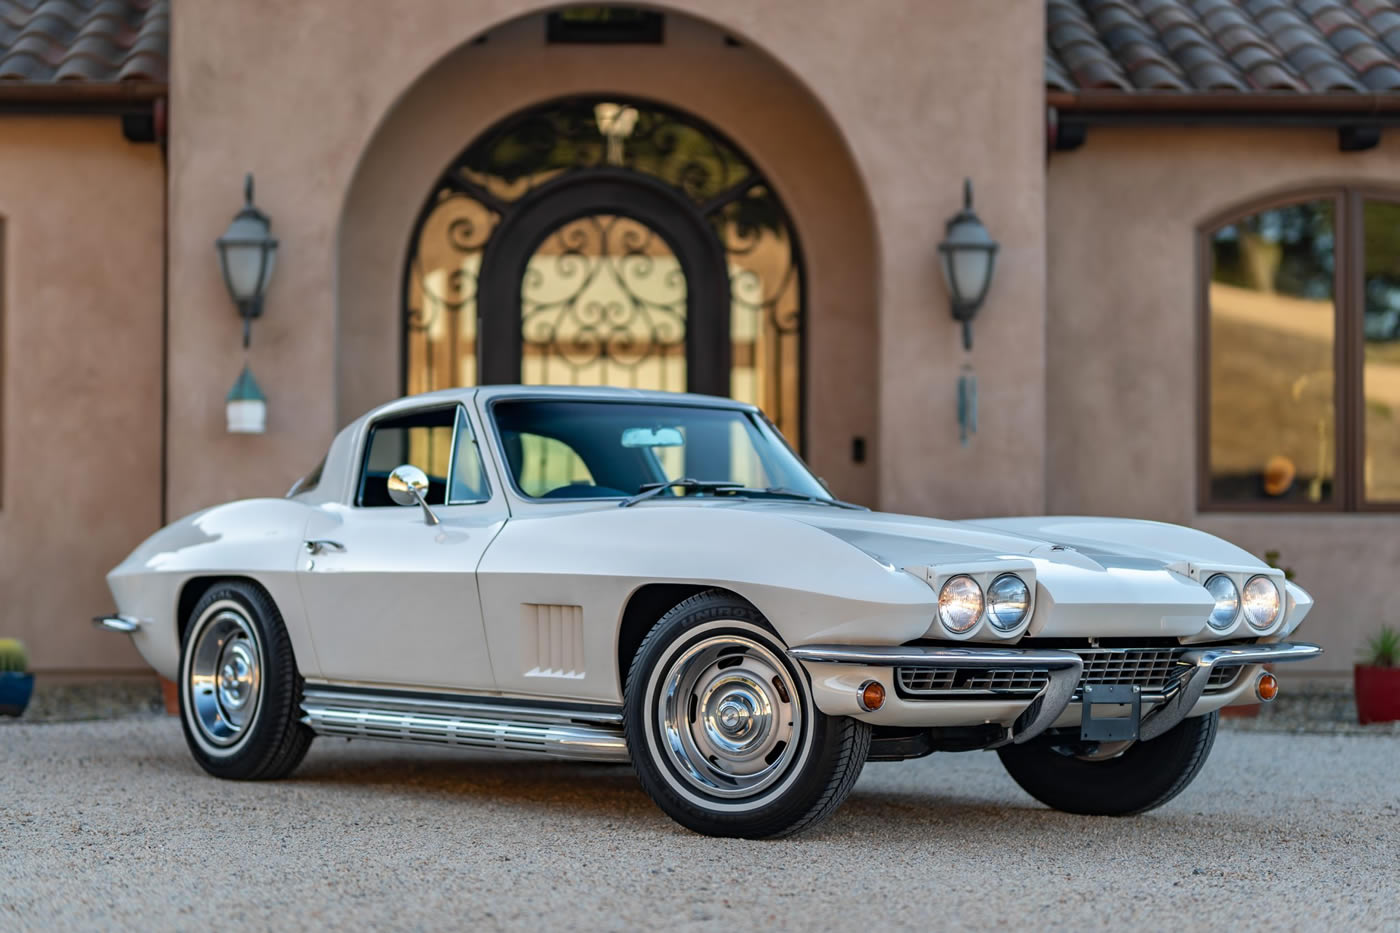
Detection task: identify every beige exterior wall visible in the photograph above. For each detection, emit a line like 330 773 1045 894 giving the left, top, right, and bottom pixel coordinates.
0 117 164 674
1047 127 1400 674
166 0 1048 519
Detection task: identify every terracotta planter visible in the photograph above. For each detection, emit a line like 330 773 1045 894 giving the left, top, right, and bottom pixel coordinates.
0 671 35 717
1354 665 1400 725
160 677 180 716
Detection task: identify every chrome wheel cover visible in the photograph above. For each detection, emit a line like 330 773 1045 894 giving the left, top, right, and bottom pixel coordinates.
657 634 803 799
186 602 263 748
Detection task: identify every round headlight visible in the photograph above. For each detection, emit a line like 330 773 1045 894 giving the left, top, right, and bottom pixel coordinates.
937 575 984 634
1204 574 1240 631
1242 575 1281 630
986 574 1031 631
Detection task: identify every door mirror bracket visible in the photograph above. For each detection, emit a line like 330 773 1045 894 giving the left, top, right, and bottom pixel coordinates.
387 464 441 526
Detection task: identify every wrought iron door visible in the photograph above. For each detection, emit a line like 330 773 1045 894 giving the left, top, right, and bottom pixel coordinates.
476 171 730 394
404 98 806 446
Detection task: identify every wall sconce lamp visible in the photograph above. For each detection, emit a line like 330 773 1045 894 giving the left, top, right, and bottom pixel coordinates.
215 173 279 349
937 179 998 351
217 173 277 434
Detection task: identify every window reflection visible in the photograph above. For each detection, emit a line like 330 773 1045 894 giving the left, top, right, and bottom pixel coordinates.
1208 200 1335 504
405 99 805 449
1363 200 1400 503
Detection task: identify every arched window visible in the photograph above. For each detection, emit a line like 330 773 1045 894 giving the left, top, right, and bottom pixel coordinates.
1202 188 1400 510
403 97 805 448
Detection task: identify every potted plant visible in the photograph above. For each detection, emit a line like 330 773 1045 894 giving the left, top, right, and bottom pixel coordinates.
1355 627 1400 725
0 638 34 717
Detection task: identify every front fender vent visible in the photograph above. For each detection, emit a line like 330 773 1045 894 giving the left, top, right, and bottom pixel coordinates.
522 604 585 679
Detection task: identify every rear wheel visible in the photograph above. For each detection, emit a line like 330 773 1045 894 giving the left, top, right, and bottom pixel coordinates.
179 581 313 780
624 590 870 838
996 711 1218 815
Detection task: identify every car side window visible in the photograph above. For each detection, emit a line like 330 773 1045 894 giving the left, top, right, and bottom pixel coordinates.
357 407 457 507
448 407 490 504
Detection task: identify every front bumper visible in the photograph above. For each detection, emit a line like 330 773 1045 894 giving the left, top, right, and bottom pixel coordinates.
92 614 142 633
789 641 1323 745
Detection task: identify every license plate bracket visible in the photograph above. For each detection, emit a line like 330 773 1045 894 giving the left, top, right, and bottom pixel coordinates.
1080 683 1142 742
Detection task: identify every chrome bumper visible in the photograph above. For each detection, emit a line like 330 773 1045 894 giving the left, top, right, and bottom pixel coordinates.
92 614 142 633
788 641 1323 745
1137 641 1322 740
788 644 1083 745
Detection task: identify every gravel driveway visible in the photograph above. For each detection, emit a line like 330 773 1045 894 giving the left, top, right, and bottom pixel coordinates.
2 719 1396 932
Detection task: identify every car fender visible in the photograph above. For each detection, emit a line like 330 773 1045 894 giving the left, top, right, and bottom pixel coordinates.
476 504 937 704
106 498 316 681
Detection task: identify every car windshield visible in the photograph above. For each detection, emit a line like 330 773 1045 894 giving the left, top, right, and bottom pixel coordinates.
490 399 830 502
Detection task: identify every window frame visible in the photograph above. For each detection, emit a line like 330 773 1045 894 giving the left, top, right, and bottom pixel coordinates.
483 395 816 504
354 403 491 508
1198 184 1400 513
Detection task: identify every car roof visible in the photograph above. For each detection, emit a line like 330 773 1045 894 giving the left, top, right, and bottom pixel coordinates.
365 385 760 421
298 387 763 506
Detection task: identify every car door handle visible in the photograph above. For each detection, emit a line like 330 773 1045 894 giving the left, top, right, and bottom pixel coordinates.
304 539 346 555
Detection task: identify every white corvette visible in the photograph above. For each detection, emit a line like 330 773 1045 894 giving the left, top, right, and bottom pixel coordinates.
97 386 1320 837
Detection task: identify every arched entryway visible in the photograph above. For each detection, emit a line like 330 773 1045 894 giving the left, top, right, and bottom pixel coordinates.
336 7 878 501
404 97 805 445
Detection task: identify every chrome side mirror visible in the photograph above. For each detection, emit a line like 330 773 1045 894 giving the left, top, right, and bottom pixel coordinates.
387 464 440 526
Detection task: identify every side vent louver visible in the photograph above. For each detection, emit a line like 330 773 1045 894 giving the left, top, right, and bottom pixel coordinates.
522 603 585 678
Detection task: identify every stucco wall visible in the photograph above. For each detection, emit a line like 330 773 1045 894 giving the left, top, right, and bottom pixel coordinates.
0 117 163 674
1047 126 1400 674
166 0 1047 519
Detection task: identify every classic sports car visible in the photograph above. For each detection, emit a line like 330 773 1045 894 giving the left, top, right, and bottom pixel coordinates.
96 386 1321 838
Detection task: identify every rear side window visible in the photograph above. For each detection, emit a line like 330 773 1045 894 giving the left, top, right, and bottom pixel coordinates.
287 455 326 497
358 407 456 507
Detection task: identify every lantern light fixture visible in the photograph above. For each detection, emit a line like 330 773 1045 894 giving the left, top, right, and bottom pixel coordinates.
215 173 279 348
937 179 999 351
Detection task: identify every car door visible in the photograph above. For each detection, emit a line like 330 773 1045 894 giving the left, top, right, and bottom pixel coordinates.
296 402 507 691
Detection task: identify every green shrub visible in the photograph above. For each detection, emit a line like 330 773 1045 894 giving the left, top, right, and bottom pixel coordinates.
1363 627 1399 668
0 638 27 673
1263 550 1297 582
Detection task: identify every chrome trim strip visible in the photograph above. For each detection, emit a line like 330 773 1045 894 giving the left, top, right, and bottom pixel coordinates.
299 688 629 763
788 644 1083 745
92 614 141 633
1138 641 1322 741
788 644 1080 670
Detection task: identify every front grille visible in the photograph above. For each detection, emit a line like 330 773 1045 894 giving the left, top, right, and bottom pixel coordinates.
897 668 1051 694
1207 665 1245 690
1077 647 1186 693
896 646 1252 699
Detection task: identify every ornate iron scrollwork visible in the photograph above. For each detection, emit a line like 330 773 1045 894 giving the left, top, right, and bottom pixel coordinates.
404 96 806 445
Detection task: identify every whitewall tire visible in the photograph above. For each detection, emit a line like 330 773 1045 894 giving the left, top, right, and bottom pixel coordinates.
624 590 870 838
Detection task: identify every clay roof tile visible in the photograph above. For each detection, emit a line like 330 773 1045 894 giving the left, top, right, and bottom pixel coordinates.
1046 0 1400 96
0 0 166 86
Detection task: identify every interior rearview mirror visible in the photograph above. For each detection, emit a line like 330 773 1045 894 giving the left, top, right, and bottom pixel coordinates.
621 426 684 448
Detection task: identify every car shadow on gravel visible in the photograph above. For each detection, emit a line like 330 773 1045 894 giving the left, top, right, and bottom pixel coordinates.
290 751 651 814
284 751 1070 838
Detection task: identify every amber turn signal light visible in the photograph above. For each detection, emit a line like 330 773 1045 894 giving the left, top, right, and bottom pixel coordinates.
858 680 886 712
1255 671 1279 703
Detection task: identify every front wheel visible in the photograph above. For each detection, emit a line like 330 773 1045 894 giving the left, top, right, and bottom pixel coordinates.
996 711 1219 815
179 581 313 780
623 590 870 838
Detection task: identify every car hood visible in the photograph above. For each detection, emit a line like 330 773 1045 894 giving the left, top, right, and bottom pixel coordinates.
739 505 1275 638
783 509 1263 570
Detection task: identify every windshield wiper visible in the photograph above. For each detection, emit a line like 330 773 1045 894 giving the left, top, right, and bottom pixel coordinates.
619 480 866 510
618 479 743 508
